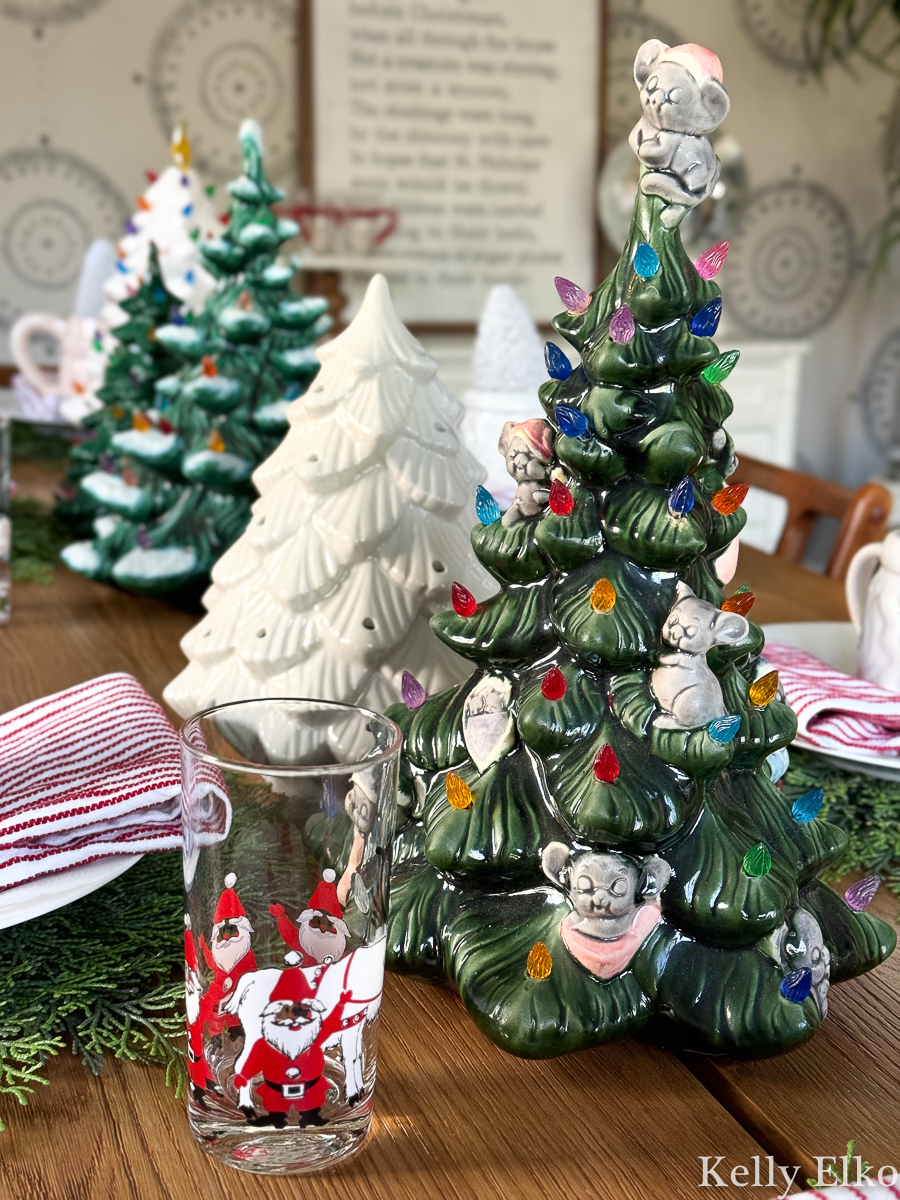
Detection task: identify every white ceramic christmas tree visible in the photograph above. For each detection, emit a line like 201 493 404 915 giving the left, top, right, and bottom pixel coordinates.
164 273 494 725
102 126 221 329
462 284 547 505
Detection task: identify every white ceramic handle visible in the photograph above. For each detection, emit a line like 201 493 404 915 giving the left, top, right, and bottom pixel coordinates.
9 313 67 397
845 540 883 631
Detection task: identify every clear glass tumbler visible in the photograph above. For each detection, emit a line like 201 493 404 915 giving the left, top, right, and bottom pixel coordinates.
179 698 401 1175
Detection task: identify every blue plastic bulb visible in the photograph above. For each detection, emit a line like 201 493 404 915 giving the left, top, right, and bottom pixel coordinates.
185 270 195 284
475 484 501 525
691 297 723 338
555 403 588 438
708 714 741 744
766 747 790 783
545 342 573 381
182 204 193 217
780 967 813 1004
668 477 695 518
633 241 660 278
791 788 824 823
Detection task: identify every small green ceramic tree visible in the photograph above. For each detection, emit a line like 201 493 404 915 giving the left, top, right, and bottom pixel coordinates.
62 120 330 602
55 245 182 535
347 39 895 1059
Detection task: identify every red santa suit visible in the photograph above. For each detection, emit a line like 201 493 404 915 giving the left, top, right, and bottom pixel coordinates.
235 964 364 1116
184 921 215 1092
270 870 345 965
199 874 257 1035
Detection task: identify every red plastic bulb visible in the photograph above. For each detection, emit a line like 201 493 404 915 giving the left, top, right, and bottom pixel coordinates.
593 744 620 782
541 667 567 700
548 479 574 516
452 582 477 618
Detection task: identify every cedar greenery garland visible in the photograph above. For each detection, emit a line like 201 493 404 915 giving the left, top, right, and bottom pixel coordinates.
0 852 184 1129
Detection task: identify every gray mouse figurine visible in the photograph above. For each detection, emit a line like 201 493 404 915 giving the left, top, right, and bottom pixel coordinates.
651 581 749 729
541 843 671 941
498 418 555 528
628 40 731 223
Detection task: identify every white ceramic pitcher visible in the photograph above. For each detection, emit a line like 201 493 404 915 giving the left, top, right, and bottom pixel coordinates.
846 530 900 690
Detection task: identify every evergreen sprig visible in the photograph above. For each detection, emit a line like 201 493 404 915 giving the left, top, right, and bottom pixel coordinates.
0 851 184 1130
10 497 71 585
784 749 900 896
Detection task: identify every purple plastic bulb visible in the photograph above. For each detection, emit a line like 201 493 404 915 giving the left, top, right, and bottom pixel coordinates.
401 670 426 709
609 304 635 344
554 276 591 315
845 875 881 911
136 528 152 550
125 219 137 235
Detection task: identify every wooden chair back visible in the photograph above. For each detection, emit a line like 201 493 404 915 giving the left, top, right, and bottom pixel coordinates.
730 454 892 581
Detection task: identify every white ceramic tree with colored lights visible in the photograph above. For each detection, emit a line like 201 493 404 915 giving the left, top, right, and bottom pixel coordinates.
102 126 221 330
164 273 493 722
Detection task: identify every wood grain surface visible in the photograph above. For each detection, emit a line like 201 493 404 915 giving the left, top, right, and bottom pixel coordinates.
0 489 890 1199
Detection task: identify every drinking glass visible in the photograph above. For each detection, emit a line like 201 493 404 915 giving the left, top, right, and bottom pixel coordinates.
180 698 401 1174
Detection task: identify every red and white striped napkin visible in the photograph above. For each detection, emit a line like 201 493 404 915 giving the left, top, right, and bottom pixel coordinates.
0 673 182 892
764 641 900 756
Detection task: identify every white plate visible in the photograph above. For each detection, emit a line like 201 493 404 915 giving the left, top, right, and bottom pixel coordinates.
763 621 900 781
0 854 142 931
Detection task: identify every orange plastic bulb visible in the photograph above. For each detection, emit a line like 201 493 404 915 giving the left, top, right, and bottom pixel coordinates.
589 577 616 613
722 591 755 616
208 430 226 453
445 771 474 810
712 483 749 515
132 412 151 431
526 942 552 980
201 355 218 377
749 671 778 707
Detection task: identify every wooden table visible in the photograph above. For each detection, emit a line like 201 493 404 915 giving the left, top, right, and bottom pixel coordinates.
3 543 897 1200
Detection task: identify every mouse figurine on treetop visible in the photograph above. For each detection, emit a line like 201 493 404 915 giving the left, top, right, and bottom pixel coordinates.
316 39 895 1059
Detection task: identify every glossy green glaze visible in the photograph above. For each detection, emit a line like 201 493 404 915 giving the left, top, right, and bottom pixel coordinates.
328 181 895 1058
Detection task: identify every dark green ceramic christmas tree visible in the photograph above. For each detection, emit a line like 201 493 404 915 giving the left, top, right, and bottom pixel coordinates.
366 39 894 1059
62 119 330 602
55 244 183 536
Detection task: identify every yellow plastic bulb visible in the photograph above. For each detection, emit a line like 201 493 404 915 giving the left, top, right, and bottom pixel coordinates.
208 430 226 453
445 771 474 810
132 412 151 431
526 942 552 979
589 577 616 613
171 123 191 168
749 670 779 707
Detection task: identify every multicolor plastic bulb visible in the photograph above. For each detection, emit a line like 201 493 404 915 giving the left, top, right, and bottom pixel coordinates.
555 403 588 439
545 342 573 380
722 590 755 616
702 350 740 385
401 670 426 709
742 842 772 877
446 771 474 810
475 484 501 525
452 582 477 618
791 788 824 823
589 577 616 613
554 276 591 315
709 713 741 743
609 304 635 344
633 241 660 278
749 671 778 707
548 479 574 515
526 941 553 979
593 744 620 783
694 240 729 280
845 875 881 911
780 967 812 1004
541 667 567 700
668 477 695 518
691 298 723 338
712 483 749 515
